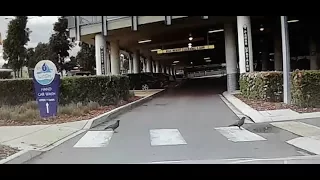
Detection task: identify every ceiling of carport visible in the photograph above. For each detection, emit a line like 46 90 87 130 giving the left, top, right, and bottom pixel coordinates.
106 16 235 66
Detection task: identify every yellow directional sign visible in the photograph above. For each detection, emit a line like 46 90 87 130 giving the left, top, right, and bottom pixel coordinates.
157 45 214 54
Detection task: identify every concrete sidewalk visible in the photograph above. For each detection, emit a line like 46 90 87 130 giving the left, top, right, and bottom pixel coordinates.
222 91 320 123
0 121 88 151
221 91 320 157
0 89 164 164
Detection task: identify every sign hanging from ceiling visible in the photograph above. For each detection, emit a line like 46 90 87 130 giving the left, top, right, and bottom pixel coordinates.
157 45 214 54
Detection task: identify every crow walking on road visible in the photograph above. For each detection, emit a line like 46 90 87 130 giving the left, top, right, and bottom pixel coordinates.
229 117 245 130
229 115 255 130
104 120 120 133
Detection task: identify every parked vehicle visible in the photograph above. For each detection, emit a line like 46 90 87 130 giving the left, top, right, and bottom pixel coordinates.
124 73 168 90
67 70 91 76
148 73 171 85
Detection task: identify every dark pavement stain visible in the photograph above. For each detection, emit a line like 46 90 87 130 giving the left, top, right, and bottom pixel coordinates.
249 124 280 134
154 103 167 106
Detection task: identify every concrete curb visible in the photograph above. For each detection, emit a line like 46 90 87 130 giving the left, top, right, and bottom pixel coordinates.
83 89 166 129
218 94 253 124
149 154 320 164
1 129 87 164
1 89 166 164
222 91 270 123
222 91 320 124
0 149 42 164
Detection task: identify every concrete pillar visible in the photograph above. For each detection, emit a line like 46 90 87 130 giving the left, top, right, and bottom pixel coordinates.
237 16 254 73
155 61 160 73
94 33 107 75
129 54 133 73
166 67 170 74
146 58 152 72
106 48 111 74
224 23 238 92
274 23 283 71
161 65 165 73
152 61 156 72
281 16 291 104
310 36 318 70
261 39 269 71
110 40 120 75
142 58 146 72
171 67 175 76
133 50 140 73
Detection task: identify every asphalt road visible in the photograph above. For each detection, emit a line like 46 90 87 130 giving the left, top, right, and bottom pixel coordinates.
26 77 308 164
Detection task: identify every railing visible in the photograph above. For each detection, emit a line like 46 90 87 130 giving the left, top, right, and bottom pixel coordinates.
79 16 102 25
66 16 131 28
107 16 130 21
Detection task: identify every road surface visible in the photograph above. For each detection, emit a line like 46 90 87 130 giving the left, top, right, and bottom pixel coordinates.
26 77 309 164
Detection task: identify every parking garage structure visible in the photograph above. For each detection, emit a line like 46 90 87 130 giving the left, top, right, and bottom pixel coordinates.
66 16 320 95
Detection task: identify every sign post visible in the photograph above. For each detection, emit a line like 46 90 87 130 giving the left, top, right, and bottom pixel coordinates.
280 16 291 104
33 60 60 118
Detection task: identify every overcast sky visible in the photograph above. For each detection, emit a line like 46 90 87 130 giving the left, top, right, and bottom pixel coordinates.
0 16 80 67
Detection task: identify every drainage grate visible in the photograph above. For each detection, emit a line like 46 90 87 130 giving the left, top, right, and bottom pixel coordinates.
250 124 279 134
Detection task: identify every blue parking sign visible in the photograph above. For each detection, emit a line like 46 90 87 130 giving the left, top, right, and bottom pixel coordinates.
33 60 60 118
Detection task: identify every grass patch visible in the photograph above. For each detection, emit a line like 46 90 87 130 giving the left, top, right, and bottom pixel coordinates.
0 101 101 122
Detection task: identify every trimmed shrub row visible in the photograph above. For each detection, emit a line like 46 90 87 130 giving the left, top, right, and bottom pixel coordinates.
291 70 320 107
239 70 320 108
0 75 130 106
239 72 283 102
0 71 13 79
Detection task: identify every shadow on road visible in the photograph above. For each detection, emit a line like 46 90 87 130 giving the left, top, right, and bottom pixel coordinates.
168 76 227 96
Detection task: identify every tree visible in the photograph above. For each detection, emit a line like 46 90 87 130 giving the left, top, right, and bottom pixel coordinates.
76 43 95 72
3 16 30 78
69 56 77 66
49 16 73 74
2 63 9 69
63 56 77 72
33 42 58 64
25 47 36 68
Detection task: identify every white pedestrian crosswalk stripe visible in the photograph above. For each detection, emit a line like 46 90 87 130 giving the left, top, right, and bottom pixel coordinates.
287 135 320 155
271 121 320 137
215 127 266 142
73 131 114 148
150 129 187 146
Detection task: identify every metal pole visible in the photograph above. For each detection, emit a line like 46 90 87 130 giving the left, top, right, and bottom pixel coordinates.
281 16 291 104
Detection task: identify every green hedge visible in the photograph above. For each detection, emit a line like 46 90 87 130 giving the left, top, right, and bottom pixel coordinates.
291 70 320 107
239 72 283 102
0 75 130 106
0 71 13 79
240 70 320 107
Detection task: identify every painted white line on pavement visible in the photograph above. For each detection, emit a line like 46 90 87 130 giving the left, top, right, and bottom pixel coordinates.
215 127 266 142
150 129 187 146
271 121 320 137
287 135 320 155
73 131 114 148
